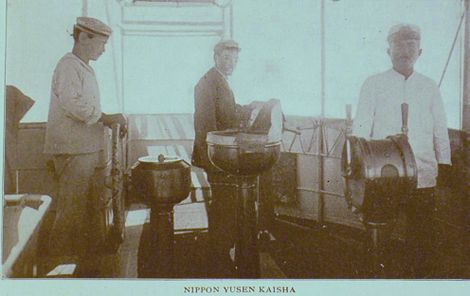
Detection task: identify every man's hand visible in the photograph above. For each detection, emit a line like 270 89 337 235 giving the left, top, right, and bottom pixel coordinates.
100 113 128 138
248 100 264 110
100 113 127 126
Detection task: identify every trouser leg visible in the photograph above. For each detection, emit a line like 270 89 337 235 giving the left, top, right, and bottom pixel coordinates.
78 162 107 277
48 152 103 276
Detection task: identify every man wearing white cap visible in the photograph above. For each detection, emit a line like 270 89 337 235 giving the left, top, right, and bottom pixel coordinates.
44 17 127 277
352 24 451 277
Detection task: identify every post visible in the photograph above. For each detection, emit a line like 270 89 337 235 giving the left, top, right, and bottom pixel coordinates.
463 0 470 256
318 0 326 227
149 203 175 277
235 176 260 278
82 0 88 16
111 124 125 243
401 103 409 136
463 0 470 133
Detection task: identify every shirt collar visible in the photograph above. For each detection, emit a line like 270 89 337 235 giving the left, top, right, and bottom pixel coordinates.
214 66 229 81
66 52 94 73
213 67 233 88
389 68 416 81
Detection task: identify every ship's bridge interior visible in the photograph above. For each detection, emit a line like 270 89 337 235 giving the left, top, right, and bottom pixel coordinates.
1 0 470 281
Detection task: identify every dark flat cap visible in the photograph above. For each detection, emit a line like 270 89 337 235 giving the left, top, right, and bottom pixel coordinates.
214 39 241 54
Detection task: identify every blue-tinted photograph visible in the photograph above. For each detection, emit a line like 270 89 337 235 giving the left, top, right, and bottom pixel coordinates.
1 1 469 294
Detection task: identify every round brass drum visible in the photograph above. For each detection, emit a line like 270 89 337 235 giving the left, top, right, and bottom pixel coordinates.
206 129 281 176
131 155 191 205
341 134 417 223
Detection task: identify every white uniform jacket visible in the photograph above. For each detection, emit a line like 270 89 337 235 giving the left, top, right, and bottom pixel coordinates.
353 69 451 188
44 53 104 155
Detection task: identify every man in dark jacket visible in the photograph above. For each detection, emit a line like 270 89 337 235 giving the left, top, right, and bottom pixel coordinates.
192 39 248 277
192 39 245 171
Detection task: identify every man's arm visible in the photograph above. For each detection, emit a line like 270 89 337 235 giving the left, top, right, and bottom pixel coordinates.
352 78 376 139
193 80 217 167
54 62 101 125
431 85 452 165
194 81 217 134
430 85 452 186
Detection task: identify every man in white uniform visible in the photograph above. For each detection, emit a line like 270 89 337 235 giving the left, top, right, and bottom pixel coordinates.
44 17 126 277
353 24 451 277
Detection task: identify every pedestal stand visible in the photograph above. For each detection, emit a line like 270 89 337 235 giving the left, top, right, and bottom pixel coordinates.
235 176 259 278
